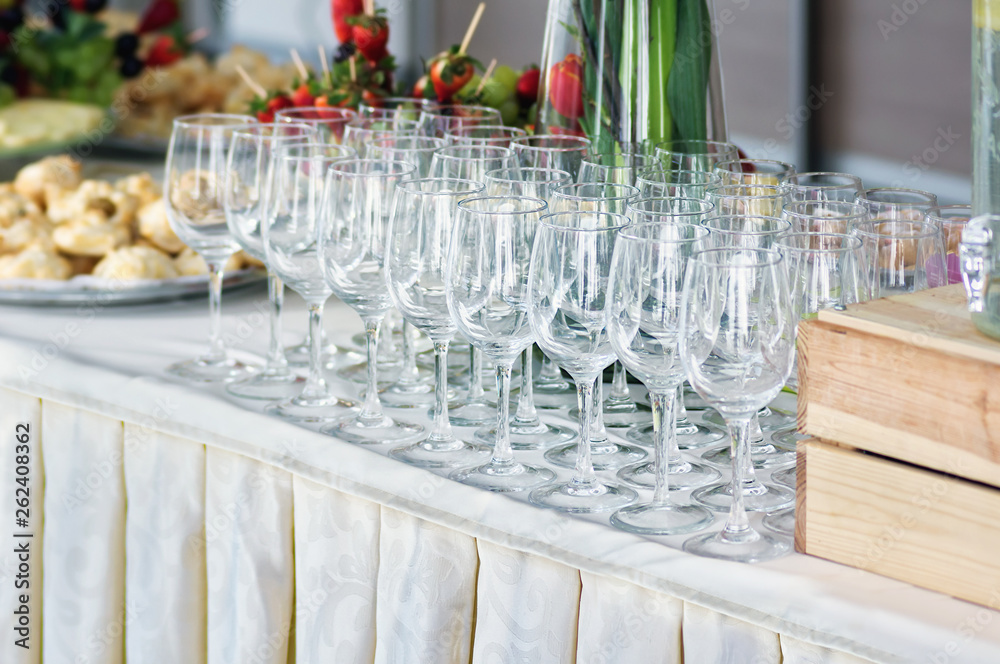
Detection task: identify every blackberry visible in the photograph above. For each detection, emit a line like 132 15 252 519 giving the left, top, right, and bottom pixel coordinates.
0 7 23 32
115 33 139 58
119 55 143 79
333 42 355 64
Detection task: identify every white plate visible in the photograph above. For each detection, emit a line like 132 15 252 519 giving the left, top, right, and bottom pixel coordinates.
0 269 266 306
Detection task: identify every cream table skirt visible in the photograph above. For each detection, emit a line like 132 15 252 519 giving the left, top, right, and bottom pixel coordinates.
0 286 997 664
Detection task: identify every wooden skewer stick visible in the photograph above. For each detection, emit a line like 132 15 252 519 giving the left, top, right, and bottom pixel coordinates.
475 58 497 95
290 48 309 80
235 65 267 98
318 45 331 87
187 27 209 44
459 3 486 56
363 0 374 16
349 55 357 83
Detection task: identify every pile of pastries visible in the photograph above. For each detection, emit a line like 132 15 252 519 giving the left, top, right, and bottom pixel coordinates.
114 45 298 141
0 155 257 282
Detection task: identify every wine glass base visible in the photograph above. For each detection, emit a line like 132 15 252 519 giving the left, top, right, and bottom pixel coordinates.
529 480 637 514
703 406 796 432
771 427 808 449
616 459 721 491
167 357 256 383
701 443 795 470
389 438 490 469
610 502 715 536
444 400 497 427
762 508 796 537
449 461 555 492
544 441 646 471
379 381 455 408
771 466 796 489
265 395 358 423
531 389 579 410
626 422 726 450
474 421 578 450
568 405 653 428
691 481 796 513
336 362 403 386
286 341 362 369
683 528 790 563
321 414 425 445
226 372 305 400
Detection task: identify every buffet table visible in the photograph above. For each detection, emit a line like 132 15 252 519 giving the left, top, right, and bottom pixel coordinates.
1 285 998 664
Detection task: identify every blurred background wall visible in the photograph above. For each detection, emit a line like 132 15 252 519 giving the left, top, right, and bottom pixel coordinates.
210 0 972 202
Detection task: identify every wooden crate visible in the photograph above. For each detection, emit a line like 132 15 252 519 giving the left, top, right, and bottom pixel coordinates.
797 284 1000 489
795 438 1000 609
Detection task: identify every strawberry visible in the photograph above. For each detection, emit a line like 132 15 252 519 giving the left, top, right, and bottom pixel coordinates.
145 34 185 67
427 46 479 103
332 0 364 43
548 53 584 119
137 0 180 34
250 94 293 123
347 12 388 63
515 66 539 106
411 75 431 99
290 81 316 108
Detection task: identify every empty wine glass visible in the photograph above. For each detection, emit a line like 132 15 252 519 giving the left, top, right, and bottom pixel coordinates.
419 104 502 139
386 178 491 468
620 198 728 454
635 168 722 199
782 172 863 203
359 96 435 121
164 113 257 382
654 139 738 173
770 232 864 450
856 187 938 222
511 135 591 180
782 200 868 234
854 219 948 298
429 144 516 426
578 152 656 186
275 106 359 367
680 248 797 562
925 204 973 285
607 222 716 534
706 184 785 218
714 159 796 185
318 158 424 443
368 135 448 408
527 211 639 512
446 124 527 147
262 143 359 422
224 121 316 398
343 116 421 157
551 183 639 214
446 196 557 491
478 166 578 445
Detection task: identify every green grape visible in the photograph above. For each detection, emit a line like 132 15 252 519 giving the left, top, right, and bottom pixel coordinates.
0 84 15 108
457 74 480 99
492 65 518 94
499 98 519 125
479 79 508 108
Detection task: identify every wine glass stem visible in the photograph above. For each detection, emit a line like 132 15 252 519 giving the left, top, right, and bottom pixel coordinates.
492 361 514 465
266 270 288 371
609 361 630 401
360 316 386 421
204 258 228 365
650 389 676 506
513 347 539 424
571 377 598 486
724 416 754 536
302 301 328 399
397 320 420 383
676 385 690 425
430 340 454 443
538 355 563 384
468 347 485 399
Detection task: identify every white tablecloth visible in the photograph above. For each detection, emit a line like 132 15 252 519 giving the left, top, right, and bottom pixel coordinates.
0 283 997 663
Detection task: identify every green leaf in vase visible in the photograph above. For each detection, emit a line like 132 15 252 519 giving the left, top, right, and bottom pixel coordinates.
648 0 676 142
668 0 712 142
